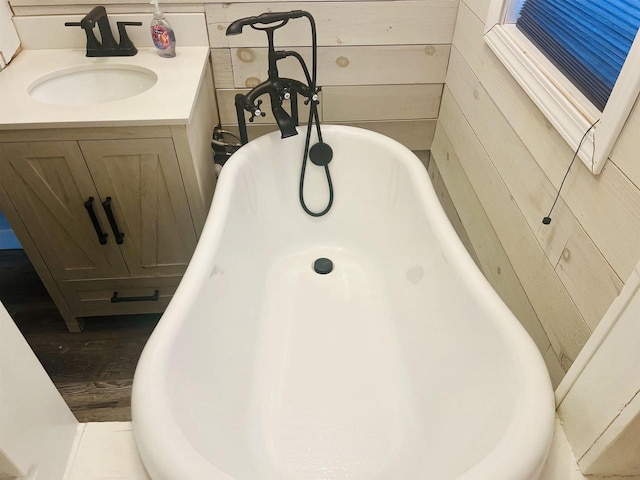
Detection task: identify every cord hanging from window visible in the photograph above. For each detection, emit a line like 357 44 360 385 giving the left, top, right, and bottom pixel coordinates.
542 119 600 225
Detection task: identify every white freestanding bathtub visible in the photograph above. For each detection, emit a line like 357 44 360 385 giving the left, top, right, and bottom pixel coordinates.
132 126 555 480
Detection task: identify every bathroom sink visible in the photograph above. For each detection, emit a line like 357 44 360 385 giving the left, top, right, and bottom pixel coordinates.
29 64 158 105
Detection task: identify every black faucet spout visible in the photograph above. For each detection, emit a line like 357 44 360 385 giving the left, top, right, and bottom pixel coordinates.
237 78 303 140
79 5 106 27
82 6 117 49
272 103 298 138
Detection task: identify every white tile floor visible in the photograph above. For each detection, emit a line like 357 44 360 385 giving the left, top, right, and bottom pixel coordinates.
63 417 604 480
64 423 150 480
539 419 590 480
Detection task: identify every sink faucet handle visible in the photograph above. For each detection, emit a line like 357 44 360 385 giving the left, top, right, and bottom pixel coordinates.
116 21 142 55
64 21 82 27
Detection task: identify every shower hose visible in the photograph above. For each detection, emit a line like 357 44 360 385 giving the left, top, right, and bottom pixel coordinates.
299 99 334 217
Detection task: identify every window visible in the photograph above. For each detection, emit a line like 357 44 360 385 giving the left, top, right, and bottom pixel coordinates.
484 0 640 174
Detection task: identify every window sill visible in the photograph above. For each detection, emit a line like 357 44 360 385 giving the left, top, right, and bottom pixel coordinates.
483 24 605 173
484 24 640 175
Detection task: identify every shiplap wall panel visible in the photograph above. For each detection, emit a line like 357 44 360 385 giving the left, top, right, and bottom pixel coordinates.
454 2 640 282
563 162 640 282
453 3 571 184
201 0 457 150
479 52 640 279
222 120 437 151
477 46 580 184
543 345 567 389
334 120 437 150
322 85 442 121
11 0 202 4
11 4 204 14
461 0 490 22
224 45 450 88
446 48 574 268
447 44 624 331
434 0 640 379
439 88 589 368
206 1 458 47
218 85 442 124
431 127 551 355
457 0 634 287
426 156 481 268
555 227 623 331
210 49 234 89
451 1 484 74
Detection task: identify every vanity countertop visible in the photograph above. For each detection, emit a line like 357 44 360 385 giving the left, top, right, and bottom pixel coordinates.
0 46 210 130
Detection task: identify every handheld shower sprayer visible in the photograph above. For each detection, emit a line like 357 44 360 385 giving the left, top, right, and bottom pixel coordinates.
226 10 307 36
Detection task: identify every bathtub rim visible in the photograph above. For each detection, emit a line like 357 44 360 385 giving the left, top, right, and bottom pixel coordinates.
132 125 555 480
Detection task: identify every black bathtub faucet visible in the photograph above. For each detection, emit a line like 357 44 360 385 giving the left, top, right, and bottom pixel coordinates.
225 11 320 143
65 6 142 57
226 11 334 217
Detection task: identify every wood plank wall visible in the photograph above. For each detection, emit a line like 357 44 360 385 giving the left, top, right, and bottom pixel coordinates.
9 0 459 150
207 0 456 148
432 0 640 384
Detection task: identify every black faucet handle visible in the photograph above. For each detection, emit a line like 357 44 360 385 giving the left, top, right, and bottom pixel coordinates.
64 21 82 27
116 22 141 56
248 100 266 122
304 87 321 105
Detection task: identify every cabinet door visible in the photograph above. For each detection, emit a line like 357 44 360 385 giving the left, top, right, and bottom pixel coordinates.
0 141 129 280
80 139 198 277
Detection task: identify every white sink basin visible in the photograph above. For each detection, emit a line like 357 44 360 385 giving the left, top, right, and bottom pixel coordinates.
29 64 158 105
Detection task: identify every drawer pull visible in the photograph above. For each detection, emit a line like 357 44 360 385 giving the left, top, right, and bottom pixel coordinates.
84 197 108 245
111 289 159 303
102 197 125 245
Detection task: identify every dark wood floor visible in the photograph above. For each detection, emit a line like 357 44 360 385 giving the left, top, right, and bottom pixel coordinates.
0 249 160 422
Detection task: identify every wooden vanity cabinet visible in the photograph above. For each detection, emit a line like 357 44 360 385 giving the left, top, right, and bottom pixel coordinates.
0 126 216 332
0 140 130 281
1 138 198 280
0 96 217 332
79 138 198 279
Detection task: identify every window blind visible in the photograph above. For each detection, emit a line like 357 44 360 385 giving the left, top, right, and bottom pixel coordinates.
516 0 640 111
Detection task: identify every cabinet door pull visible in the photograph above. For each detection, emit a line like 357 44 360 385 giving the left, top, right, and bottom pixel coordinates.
111 289 159 303
83 197 108 245
102 197 125 245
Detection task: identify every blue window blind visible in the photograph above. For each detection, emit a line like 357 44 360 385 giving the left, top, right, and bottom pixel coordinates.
516 0 640 111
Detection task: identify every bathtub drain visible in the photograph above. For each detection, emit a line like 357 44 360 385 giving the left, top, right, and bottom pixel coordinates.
314 258 333 274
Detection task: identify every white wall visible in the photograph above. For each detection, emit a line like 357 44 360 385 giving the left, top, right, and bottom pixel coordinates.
0 303 78 480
